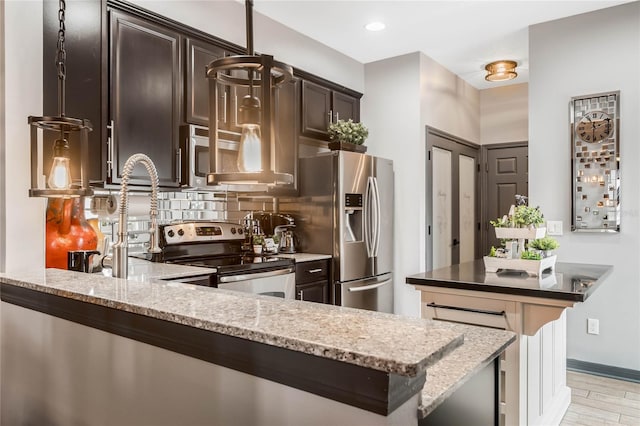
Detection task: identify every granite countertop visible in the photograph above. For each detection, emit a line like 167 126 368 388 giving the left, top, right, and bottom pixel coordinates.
99 257 214 280
419 323 516 418
407 260 613 302
0 266 463 377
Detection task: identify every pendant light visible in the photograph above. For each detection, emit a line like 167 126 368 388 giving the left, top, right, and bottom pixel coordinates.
206 0 294 188
28 0 93 198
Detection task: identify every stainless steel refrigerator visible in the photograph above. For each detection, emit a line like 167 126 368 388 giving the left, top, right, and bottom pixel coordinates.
286 151 394 313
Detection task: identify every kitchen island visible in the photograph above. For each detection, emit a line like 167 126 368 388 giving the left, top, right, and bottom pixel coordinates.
1 263 514 426
407 260 612 426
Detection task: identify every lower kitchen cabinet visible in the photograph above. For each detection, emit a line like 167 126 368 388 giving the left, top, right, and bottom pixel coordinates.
295 259 330 304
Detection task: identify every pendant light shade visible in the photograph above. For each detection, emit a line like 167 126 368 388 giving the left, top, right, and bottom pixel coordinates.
484 60 518 82
206 0 294 188
28 0 93 198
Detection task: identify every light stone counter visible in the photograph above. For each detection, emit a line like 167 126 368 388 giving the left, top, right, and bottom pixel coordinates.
1 262 517 424
0 267 462 377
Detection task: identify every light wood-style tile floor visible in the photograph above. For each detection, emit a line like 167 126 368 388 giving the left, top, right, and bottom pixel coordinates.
560 371 640 425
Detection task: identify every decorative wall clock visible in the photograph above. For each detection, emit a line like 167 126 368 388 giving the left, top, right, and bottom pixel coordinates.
570 91 620 232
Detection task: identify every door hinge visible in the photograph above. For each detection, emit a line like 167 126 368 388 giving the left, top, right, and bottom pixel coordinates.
428 150 431 161
485 162 489 172
428 225 431 235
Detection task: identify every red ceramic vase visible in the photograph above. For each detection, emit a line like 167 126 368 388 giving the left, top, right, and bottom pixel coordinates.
45 198 98 269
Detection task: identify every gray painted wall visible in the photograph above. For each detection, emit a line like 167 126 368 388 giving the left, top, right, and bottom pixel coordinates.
480 83 528 145
363 52 481 317
529 2 640 371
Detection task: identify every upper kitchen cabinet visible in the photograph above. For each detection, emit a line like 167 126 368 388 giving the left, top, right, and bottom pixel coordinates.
300 79 361 141
43 0 104 184
185 38 225 127
109 8 182 187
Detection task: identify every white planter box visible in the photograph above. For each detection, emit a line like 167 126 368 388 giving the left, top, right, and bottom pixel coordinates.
494 227 546 240
483 255 556 277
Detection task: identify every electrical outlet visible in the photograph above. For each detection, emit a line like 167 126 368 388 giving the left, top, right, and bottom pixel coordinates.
547 220 563 236
587 318 599 335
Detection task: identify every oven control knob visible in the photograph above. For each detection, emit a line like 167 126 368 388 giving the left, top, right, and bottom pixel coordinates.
177 228 184 236
230 227 236 234
167 230 175 238
238 228 243 235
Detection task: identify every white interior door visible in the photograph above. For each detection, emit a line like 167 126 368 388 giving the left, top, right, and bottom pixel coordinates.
432 147 452 270
426 128 480 271
459 155 476 264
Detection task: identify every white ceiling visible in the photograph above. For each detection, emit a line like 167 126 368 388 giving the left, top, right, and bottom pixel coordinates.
253 0 633 90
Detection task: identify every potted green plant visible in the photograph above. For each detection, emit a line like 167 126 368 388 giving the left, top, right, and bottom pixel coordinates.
528 236 559 257
252 235 265 254
327 119 369 152
491 204 546 240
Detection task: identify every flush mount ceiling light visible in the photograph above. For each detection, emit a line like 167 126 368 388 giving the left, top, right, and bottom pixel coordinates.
28 0 93 198
484 60 518 82
206 0 294 188
365 21 386 32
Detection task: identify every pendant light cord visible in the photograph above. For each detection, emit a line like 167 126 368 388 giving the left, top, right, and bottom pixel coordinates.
56 0 67 117
246 0 255 97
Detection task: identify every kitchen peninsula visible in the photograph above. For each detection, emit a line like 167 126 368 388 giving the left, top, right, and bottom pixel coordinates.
407 260 612 426
1 264 514 426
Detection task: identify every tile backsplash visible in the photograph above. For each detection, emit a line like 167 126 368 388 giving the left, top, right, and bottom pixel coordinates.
86 190 277 254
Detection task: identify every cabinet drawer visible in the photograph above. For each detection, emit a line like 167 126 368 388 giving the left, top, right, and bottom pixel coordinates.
295 259 329 285
421 292 514 330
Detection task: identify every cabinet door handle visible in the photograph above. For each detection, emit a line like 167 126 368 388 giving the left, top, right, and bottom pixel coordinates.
335 112 339 122
106 120 115 179
327 110 333 126
426 302 505 317
307 268 323 274
298 289 304 300
176 148 182 183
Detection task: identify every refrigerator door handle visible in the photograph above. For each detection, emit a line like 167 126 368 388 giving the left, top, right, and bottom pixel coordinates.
372 176 382 257
347 278 392 292
364 176 374 258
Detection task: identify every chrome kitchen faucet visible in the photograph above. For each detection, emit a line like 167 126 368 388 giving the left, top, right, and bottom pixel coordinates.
112 154 161 278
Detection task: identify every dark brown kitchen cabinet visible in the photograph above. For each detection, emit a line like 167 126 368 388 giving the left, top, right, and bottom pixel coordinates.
185 38 225 127
42 0 104 184
295 259 330 304
301 80 360 141
109 9 182 187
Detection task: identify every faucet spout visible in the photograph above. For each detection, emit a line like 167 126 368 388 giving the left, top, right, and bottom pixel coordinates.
112 153 160 279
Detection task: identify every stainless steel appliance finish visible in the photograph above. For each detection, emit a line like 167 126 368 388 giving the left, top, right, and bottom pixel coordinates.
287 151 394 313
179 125 239 191
155 221 296 299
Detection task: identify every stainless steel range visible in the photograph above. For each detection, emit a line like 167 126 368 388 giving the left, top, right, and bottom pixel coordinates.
151 221 296 299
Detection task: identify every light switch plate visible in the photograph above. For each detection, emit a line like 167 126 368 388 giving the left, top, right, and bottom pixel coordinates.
547 220 563 236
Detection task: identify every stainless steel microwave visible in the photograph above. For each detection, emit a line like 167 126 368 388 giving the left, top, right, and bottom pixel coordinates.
180 125 240 191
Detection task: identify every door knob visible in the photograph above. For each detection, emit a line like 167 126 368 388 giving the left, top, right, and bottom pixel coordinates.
452 238 460 246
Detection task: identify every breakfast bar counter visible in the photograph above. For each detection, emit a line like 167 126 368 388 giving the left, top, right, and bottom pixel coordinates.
1 265 513 425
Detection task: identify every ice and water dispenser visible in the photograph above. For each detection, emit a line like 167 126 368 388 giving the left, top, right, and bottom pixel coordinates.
344 193 363 242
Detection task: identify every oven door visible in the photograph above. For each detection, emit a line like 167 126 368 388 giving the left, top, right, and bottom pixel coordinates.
216 266 296 299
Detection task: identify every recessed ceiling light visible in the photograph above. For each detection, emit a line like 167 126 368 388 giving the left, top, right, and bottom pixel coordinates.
365 22 386 32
